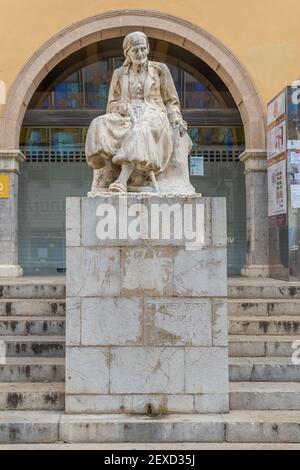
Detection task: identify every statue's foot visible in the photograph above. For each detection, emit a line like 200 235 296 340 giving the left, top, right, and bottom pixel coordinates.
108 181 127 193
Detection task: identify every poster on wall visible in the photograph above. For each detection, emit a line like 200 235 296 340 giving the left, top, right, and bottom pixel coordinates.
291 185 300 209
267 90 287 161
267 121 286 160
268 159 287 218
189 156 204 176
267 90 286 127
289 151 300 164
288 139 300 150
267 90 287 225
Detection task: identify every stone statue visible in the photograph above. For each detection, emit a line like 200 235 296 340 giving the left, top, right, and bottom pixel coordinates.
85 31 195 194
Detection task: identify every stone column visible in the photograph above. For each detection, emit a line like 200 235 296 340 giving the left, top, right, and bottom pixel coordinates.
240 150 269 277
0 150 25 277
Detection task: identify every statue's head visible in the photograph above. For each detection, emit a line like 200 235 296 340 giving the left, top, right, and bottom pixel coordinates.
123 32 149 66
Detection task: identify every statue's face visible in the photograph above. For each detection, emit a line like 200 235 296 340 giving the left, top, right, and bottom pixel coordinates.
127 41 149 66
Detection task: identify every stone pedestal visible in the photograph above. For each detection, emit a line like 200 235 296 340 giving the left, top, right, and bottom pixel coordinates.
65 194 228 414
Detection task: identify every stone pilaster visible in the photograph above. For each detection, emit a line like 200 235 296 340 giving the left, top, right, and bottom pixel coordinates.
240 149 269 277
0 150 25 277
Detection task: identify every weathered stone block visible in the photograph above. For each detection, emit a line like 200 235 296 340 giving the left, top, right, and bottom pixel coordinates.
212 300 228 347
81 297 143 345
211 198 227 247
144 298 212 346
194 393 229 413
66 247 120 297
66 198 81 247
66 347 109 394
65 394 195 414
110 347 185 394
59 414 226 443
121 247 173 296
174 248 227 297
185 347 229 394
80 194 211 247
66 297 81 346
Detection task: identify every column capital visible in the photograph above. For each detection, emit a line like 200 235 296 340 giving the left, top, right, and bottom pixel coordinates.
239 149 267 173
0 149 25 173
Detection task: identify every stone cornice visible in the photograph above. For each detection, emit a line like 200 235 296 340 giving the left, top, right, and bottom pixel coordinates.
239 149 267 173
0 150 25 172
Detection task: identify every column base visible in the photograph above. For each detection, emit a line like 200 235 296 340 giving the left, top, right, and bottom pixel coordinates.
0 264 23 277
269 264 289 281
241 264 270 278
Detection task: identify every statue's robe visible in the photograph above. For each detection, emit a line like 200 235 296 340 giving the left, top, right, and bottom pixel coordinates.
85 61 183 175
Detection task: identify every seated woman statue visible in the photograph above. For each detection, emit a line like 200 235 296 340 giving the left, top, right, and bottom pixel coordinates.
85 31 193 193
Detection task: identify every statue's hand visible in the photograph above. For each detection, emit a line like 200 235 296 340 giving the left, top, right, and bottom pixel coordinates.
117 103 129 116
171 118 187 137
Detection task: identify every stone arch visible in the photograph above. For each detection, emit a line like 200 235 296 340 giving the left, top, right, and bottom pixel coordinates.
0 9 265 151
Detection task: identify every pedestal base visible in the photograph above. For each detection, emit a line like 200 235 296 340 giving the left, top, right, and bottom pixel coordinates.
0 264 23 277
241 264 270 278
66 195 228 414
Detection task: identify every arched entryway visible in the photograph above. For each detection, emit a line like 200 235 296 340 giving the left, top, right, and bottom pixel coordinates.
0 10 267 277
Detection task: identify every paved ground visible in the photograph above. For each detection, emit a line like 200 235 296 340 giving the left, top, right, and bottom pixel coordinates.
1 276 300 287
0 443 300 450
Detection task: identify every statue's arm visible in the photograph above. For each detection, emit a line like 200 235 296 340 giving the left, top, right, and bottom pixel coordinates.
159 64 182 123
106 69 122 114
160 64 187 136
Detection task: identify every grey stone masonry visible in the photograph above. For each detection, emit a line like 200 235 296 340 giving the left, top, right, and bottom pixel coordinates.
65 194 228 414
0 150 25 277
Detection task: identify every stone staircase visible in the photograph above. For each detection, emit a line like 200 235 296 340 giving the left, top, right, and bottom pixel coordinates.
0 280 65 412
228 280 300 412
0 277 300 444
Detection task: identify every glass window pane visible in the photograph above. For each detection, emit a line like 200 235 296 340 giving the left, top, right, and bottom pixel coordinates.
84 61 111 109
53 71 81 109
20 128 48 150
50 128 81 152
184 71 220 109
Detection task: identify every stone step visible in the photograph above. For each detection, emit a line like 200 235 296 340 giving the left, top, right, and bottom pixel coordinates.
229 382 300 410
229 315 300 335
229 357 300 382
0 357 65 383
1 356 297 384
0 316 65 336
0 280 65 299
0 383 64 411
0 336 65 357
229 335 299 357
2 410 299 443
0 299 65 317
228 279 300 299
229 299 300 316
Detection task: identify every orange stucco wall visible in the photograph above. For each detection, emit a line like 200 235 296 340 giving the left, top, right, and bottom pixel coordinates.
0 0 299 106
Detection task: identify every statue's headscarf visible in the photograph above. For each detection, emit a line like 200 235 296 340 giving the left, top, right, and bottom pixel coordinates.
123 32 149 66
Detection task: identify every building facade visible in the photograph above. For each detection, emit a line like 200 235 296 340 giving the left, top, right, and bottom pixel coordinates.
1 2 300 278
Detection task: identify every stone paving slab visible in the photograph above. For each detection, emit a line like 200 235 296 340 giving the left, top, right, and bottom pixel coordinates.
1 411 300 443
